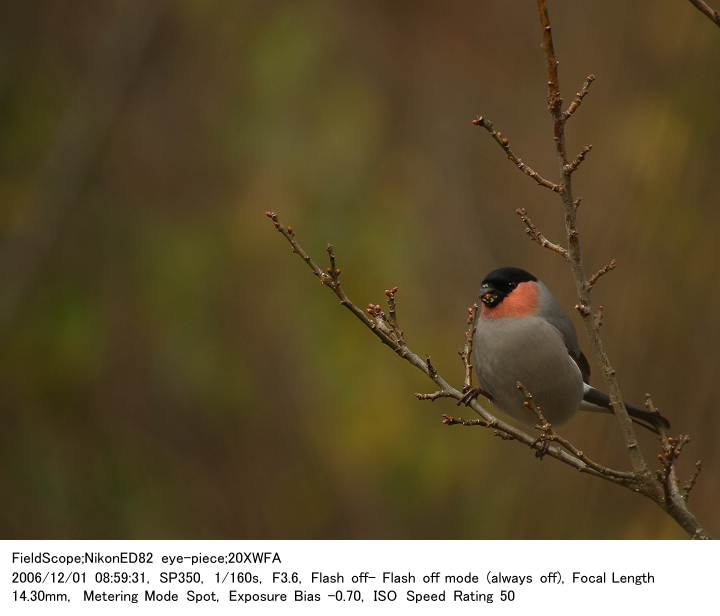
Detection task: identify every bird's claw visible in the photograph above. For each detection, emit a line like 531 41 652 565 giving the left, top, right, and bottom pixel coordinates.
533 438 550 459
457 387 492 407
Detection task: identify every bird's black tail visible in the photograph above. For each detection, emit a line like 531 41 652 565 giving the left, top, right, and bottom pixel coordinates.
581 385 670 435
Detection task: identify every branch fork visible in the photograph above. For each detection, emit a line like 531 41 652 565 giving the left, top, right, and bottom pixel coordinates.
472 116 562 192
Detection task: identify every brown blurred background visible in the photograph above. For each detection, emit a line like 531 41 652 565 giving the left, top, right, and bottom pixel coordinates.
1 1 718 539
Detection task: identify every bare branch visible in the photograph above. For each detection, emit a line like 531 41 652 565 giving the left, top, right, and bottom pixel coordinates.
516 382 551 430
644 392 668 428
517 382 553 458
416 390 453 402
657 434 691 485
384 286 404 343
325 244 344 290
536 0 650 480
564 145 593 175
587 259 617 289
267 212 327 283
515 208 568 258
459 304 479 392
266 211 638 487
563 74 596 120
472 116 562 192
266 211 403 357
442 414 488 427
683 461 703 502
645 393 694 511
516 382 634 478
537 0 562 116
687 0 720 28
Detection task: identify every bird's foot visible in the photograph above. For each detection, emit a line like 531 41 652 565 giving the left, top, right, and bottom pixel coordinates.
457 386 493 407
532 437 550 459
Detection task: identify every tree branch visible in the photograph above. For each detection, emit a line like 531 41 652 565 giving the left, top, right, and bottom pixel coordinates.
563 74 596 120
472 117 562 192
587 259 617 289
459 304 479 392
416 390 454 402
564 145 593 175
683 461 702 502
442 414 488 427
535 0 650 479
267 211 639 489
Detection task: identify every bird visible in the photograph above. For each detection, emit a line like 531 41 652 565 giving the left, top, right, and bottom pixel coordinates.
467 266 669 433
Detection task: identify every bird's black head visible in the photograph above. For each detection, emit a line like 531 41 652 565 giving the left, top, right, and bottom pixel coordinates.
480 267 537 307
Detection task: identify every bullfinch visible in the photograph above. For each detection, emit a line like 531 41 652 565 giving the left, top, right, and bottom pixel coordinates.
470 267 669 433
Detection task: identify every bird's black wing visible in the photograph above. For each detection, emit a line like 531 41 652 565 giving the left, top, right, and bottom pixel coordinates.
582 385 671 432
544 311 592 383
574 349 591 384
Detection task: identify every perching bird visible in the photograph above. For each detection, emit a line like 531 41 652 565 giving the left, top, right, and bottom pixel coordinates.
468 266 669 433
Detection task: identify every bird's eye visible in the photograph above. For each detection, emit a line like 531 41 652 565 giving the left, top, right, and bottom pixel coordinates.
507 281 516 289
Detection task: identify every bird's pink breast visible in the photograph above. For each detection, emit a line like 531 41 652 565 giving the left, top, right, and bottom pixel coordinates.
481 281 539 319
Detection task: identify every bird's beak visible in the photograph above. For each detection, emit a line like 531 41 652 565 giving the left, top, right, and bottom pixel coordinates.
480 285 500 307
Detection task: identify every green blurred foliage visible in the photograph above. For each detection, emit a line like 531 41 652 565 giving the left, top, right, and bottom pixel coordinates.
0 1 718 539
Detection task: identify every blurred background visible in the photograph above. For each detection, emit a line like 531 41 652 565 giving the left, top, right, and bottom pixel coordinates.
1 0 718 539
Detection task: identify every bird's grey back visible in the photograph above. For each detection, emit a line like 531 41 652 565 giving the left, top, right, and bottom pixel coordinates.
536 281 590 381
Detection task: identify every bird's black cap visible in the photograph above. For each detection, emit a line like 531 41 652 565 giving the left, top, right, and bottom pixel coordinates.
481 267 537 288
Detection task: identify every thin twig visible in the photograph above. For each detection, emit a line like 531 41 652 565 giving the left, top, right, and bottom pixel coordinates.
657 434 691 486
384 286 404 343
587 259 617 289
564 145 593 175
442 414 488 427
515 208 568 258
517 381 639 478
326 244 341 284
687 0 720 27
266 212 401 357
459 304 479 392
563 74 596 120
517 382 553 458
646 393 704 527
683 461 702 502
472 117 562 192
644 393 668 429
416 390 453 402
516 382 551 431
